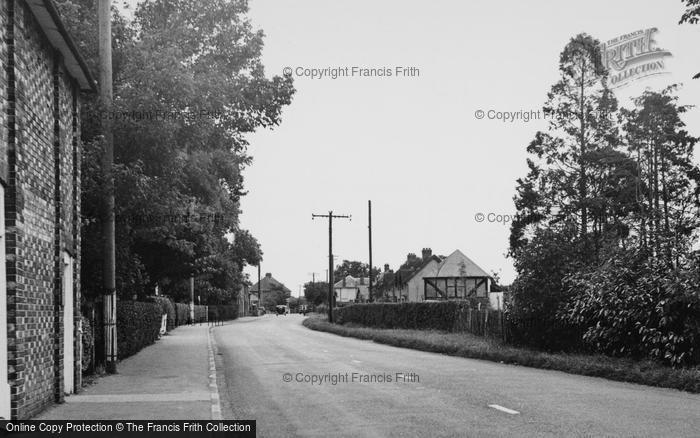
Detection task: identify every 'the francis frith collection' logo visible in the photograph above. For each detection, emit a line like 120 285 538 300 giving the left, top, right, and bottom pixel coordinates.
599 28 672 88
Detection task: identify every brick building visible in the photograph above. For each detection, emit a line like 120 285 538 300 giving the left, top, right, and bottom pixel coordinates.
1 0 94 419
251 273 291 310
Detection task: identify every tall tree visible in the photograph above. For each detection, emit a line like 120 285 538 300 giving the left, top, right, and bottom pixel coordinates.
304 281 329 306
57 0 294 303
622 86 700 263
333 260 380 281
511 34 628 258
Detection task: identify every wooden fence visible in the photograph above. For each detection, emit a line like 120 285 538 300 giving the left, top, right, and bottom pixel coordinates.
452 308 509 342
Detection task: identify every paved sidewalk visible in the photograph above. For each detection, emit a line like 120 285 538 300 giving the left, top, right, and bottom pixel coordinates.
36 324 221 420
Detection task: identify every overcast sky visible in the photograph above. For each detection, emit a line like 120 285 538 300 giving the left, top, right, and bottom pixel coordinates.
237 0 700 296
123 0 700 296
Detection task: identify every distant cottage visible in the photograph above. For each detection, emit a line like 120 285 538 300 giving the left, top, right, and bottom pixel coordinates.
423 250 492 307
333 275 370 303
378 248 496 308
250 273 291 312
1 0 95 419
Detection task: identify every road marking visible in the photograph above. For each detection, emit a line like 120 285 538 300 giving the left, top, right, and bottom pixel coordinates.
488 404 520 415
207 327 223 420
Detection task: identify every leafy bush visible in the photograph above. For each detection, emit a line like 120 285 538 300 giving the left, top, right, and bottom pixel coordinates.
562 248 700 366
506 227 586 351
117 301 163 359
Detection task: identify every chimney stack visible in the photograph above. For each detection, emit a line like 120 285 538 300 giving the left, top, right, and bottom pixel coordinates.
265 273 271 278
422 248 432 260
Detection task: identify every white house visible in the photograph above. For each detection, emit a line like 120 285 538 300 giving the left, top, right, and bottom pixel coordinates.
402 255 443 302
334 275 370 303
380 248 440 301
422 250 492 307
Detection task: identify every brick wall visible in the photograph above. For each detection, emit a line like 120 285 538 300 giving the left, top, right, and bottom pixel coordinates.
3 0 83 419
0 0 8 181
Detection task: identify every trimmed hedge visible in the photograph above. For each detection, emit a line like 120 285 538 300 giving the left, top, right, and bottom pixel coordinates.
333 302 505 338
334 302 460 331
117 301 163 359
83 298 238 371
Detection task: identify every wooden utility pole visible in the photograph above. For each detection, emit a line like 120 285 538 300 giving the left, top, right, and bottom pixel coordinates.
368 200 373 302
257 263 262 311
99 0 117 374
312 211 351 323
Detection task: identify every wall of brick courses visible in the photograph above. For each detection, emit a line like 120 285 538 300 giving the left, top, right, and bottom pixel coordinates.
0 0 8 182
3 0 83 419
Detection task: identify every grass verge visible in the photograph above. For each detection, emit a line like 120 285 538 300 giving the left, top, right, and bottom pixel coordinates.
303 315 700 393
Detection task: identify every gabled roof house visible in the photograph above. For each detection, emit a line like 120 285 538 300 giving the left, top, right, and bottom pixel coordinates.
423 250 492 306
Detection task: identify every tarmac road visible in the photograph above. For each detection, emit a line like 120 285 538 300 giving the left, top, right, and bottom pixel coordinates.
214 315 700 438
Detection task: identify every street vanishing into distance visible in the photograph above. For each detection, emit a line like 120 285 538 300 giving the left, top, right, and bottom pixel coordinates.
214 316 700 438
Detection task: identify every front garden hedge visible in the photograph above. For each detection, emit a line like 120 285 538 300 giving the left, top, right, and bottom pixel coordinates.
334 302 464 332
117 301 163 359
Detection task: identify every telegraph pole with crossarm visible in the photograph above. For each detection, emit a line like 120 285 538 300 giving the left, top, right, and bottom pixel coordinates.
312 211 351 323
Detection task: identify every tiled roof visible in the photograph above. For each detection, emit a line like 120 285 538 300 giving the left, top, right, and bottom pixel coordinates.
401 255 443 284
251 275 291 294
431 250 490 278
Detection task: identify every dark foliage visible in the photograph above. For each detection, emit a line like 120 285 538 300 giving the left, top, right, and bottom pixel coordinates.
562 248 700 366
56 0 288 304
